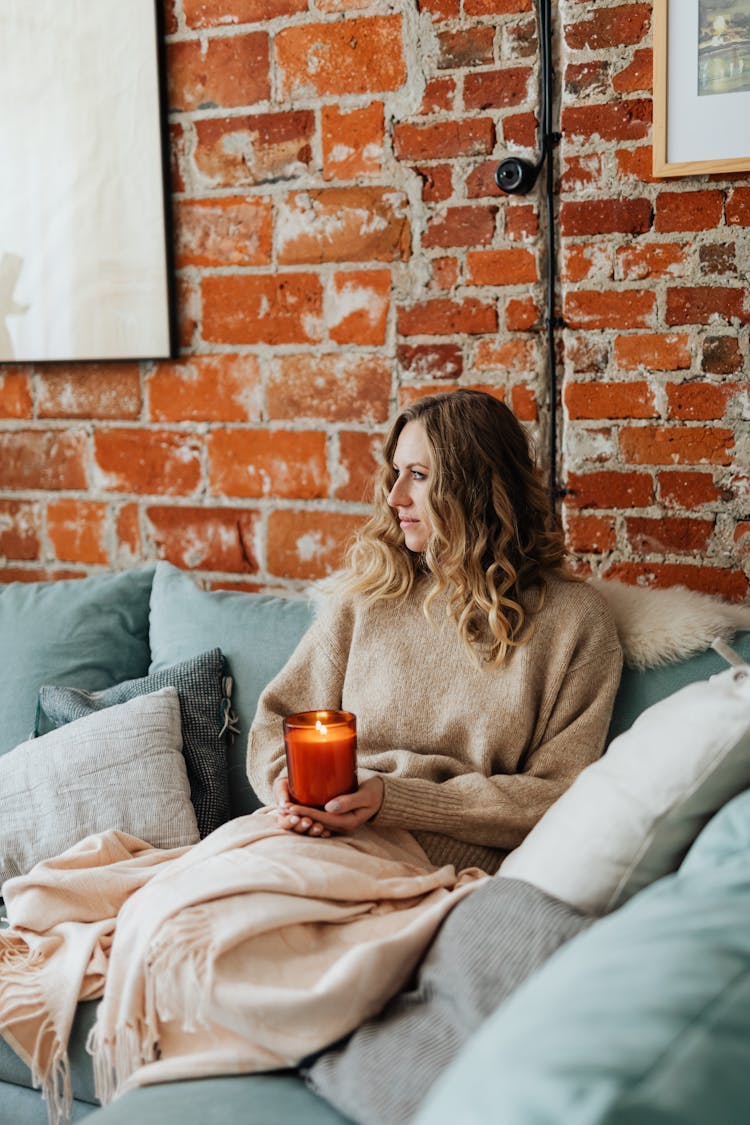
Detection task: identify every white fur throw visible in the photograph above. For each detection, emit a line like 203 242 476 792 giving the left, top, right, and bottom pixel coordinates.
590 578 750 671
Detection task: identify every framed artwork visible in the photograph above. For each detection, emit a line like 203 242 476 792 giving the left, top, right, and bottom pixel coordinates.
0 0 175 362
653 0 750 177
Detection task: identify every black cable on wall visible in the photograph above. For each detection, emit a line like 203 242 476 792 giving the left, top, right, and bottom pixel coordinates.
494 0 561 518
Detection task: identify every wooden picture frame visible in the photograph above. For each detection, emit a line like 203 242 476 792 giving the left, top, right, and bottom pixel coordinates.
0 0 175 362
653 0 750 178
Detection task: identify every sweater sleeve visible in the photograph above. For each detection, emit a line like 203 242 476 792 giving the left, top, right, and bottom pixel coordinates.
374 639 623 853
246 602 350 806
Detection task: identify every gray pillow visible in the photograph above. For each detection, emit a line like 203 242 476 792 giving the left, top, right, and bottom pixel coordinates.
36 649 232 839
0 688 199 890
304 876 593 1125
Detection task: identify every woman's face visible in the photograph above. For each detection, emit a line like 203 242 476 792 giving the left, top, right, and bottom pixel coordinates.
387 420 433 553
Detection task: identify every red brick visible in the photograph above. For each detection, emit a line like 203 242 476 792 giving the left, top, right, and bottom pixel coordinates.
193 112 314 188
418 0 460 23
397 298 497 336
164 0 178 34
167 34 269 112
94 430 202 495
334 432 383 502
565 381 656 420
415 164 454 204
565 4 651 49
36 365 141 420
620 425 734 466
147 355 262 423
115 503 141 562
0 370 33 418
666 286 749 326
176 275 199 351
0 500 40 560
473 338 536 373
665 382 736 421
47 500 109 566
510 383 538 421
0 567 82 584
174 197 272 268
702 335 743 374
505 296 539 331
659 471 722 509
561 243 614 283
207 430 328 499
503 112 539 148
505 204 539 241
567 337 610 375
625 515 713 555
267 355 391 423
565 61 610 98
612 47 652 93
560 198 652 237
0 431 87 491
466 248 537 285
322 103 384 181
699 243 737 276
734 521 750 561
464 67 533 110
398 343 463 381
564 290 656 330
616 145 659 183
564 470 654 509
276 16 406 97
564 513 617 553
464 0 532 14
267 510 365 580
562 101 651 143
278 188 410 264
613 333 691 371
437 27 495 68
169 122 187 194
560 154 606 191
394 119 495 161
202 274 324 345
183 0 306 26
328 270 390 346
397 384 507 409
502 11 538 55
145 506 260 573
616 243 689 281
725 187 750 225
419 77 456 114
424 206 498 249
430 257 460 291
603 561 747 600
466 161 504 199
654 190 724 233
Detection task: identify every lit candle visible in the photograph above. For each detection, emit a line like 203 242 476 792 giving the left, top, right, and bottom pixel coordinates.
283 709 358 809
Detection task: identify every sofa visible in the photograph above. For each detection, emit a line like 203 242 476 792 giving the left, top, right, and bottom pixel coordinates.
1 561 749 1125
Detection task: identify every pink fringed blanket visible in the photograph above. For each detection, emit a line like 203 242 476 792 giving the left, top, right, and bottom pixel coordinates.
0 810 483 1125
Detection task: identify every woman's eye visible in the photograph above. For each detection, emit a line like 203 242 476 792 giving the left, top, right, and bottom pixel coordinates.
412 470 426 480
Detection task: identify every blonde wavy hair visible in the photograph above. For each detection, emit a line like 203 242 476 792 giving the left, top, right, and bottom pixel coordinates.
338 389 570 666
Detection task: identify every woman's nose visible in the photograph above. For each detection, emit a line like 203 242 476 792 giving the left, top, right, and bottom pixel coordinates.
387 477 409 508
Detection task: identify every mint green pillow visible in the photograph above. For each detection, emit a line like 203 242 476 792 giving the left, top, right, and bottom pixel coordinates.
148 563 315 816
607 631 750 744
415 787 750 1125
0 568 154 757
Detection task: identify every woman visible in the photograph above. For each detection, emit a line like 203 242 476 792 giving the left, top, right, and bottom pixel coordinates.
248 389 622 874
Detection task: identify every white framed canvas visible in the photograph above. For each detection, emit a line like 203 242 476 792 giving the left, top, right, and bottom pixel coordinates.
0 0 174 361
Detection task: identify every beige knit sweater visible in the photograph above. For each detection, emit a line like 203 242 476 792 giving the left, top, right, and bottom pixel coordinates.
247 573 623 874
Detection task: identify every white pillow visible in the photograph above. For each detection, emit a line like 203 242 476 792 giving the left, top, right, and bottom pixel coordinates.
0 687 199 890
500 663 750 915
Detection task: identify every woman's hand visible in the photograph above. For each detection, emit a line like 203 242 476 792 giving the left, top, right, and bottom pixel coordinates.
273 776 384 837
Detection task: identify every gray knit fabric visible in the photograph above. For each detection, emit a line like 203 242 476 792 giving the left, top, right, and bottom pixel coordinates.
304 876 593 1125
37 648 231 838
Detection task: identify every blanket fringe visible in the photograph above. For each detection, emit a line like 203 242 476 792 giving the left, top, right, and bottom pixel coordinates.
0 936 73 1125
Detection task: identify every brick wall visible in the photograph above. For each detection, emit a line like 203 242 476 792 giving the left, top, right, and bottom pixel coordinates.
0 0 747 597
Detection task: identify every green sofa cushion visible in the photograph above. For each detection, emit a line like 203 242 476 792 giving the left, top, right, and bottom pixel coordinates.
415 786 750 1125
0 568 154 757
148 563 315 816
606 630 750 744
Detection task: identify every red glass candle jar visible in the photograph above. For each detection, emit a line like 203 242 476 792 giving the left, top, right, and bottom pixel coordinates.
283 709 358 809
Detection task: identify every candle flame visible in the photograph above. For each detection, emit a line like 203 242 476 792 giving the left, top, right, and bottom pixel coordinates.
315 719 328 736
